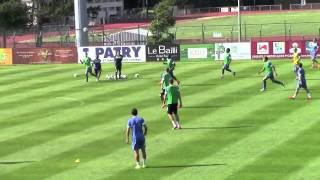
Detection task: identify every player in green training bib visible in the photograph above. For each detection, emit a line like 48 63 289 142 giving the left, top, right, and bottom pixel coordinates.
80 54 95 82
160 68 171 103
162 79 183 130
258 56 285 92
166 55 180 85
221 48 236 79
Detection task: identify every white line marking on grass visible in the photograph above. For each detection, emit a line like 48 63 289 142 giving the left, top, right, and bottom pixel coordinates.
45 64 292 180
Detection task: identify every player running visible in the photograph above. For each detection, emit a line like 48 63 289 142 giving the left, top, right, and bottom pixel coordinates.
93 55 102 81
292 48 301 73
80 54 95 82
309 38 319 69
289 63 312 100
160 68 171 103
258 56 285 92
114 51 123 80
221 48 236 79
126 108 148 169
162 79 182 130
167 55 180 85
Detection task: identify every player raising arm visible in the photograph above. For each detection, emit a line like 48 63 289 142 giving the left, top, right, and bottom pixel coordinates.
125 108 148 169
162 79 182 130
258 56 285 92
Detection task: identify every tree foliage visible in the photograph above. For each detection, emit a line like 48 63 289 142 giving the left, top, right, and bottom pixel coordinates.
0 0 30 47
0 0 29 30
148 0 176 45
87 6 101 19
32 0 74 25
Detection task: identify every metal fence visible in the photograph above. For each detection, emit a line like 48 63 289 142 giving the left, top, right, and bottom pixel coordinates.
176 5 282 16
172 20 320 44
290 3 320 10
1 6 320 48
1 21 319 48
0 25 148 48
110 5 282 23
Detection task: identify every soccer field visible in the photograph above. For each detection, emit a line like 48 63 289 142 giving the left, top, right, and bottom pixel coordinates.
0 60 320 180
175 11 320 39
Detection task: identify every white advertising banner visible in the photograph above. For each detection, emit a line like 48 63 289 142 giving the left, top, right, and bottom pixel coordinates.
273 42 285 54
221 7 230 12
257 42 269 55
187 48 208 59
215 42 251 60
78 45 146 63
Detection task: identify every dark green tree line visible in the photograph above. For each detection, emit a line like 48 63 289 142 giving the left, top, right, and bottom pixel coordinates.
0 0 30 47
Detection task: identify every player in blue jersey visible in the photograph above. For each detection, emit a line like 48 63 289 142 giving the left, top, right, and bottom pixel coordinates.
93 55 102 81
289 63 312 100
221 48 236 79
310 38 319 69
126 108 148 169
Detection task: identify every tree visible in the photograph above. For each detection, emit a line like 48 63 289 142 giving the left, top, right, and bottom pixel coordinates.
87 6 101 19
0 0 30 47
30 0 74 47
148 0 176 45
31 0 74 25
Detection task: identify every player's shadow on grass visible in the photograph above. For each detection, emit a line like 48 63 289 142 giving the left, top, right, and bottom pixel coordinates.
182 125 252 130
0 161 35 165
183 105 230 109
235 75 261 79
267 89 295 92
147 163 226 169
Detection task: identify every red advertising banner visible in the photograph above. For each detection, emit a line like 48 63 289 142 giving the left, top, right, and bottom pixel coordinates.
13 48 78 64
251 40 319 59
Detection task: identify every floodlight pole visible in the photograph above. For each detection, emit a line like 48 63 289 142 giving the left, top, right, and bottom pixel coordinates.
74 0 89 47
238 0 242 42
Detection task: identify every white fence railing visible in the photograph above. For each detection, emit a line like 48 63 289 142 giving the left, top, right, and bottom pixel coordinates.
290 3 320 10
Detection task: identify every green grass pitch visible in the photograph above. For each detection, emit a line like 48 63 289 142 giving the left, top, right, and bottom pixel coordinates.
0 59 320 179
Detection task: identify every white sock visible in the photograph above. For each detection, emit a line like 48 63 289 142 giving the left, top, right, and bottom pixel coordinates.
136 162 140 166
307 93 311 97
171 121 176 127
175 121 180 127
142 159 146 165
